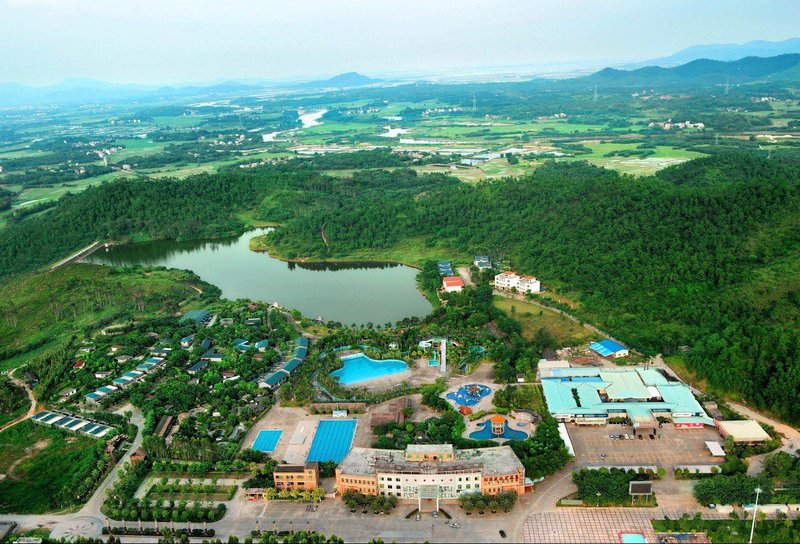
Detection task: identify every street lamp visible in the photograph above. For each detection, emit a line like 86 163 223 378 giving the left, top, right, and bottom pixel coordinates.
749 486 763 544
596 491 601 507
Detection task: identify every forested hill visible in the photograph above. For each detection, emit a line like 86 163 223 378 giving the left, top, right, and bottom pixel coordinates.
263 155 800 422
1 154 800 421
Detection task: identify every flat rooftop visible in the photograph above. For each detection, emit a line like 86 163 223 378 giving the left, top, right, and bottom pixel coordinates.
542 366 712 425
339 445 522 478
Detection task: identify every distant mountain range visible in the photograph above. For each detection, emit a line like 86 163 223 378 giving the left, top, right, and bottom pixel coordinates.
0 72 383 106
632 38 800 68
584 53 800 88
299 71 382 89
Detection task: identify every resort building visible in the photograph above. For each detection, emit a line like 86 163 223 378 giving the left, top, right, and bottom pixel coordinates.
541 366 712 432
589 339 629 358
516 276 541 294
442 276 465 293
715 420 771 444
493 271 541 293
273 462 320 491
336 444 527 510
473 256 492 270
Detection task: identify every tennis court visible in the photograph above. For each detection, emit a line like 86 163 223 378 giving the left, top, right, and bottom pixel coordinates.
305 419 357 463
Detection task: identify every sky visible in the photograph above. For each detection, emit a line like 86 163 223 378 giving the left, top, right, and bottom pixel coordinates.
1 0 799 86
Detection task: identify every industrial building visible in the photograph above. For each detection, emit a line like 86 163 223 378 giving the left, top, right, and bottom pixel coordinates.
541 366 712 432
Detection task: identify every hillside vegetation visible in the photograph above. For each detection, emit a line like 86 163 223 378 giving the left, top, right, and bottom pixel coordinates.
0 154 799 421
0 264 217 370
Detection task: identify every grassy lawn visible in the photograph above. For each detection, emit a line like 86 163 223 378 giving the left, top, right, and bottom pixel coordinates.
493 295 599 346
495 384 548 414
7 173 129 211
0 264 205 372
0 420 104 514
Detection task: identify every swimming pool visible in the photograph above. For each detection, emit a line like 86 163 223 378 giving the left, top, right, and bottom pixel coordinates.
469 420 529 441
252 429 283 452
330 353 408 385
446 384 491 406
619 533 647 544
306 419 357 463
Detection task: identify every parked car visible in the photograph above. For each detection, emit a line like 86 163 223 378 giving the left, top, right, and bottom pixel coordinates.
450 523 460 529
499 530 507 539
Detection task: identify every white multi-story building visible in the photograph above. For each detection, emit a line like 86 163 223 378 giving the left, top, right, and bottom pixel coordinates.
494 272 519 289
494 272 541 293
517 275 541 294
336 444 526 510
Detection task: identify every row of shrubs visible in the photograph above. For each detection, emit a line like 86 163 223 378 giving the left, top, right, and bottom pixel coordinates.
102 527 215 537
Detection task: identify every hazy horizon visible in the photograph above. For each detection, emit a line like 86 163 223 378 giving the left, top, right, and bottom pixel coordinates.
1 0 799 87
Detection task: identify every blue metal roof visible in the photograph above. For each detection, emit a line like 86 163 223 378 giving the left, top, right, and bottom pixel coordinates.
295 337 309 348
261 372 286 388
589 339 628 356
283 358 303 373
188 360 209 373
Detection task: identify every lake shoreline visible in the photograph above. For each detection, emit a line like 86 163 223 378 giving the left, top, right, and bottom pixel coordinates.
84 228 432 325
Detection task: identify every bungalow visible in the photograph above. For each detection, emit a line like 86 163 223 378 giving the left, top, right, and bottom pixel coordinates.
94 371 112 379
473 256 492 270
23 371 39 386
200 338 212 351
220 318 235 327
130 447 147 465
150 347 171 357
180 309 210 324
115 354 133 364
188 360 209 375
136 361 158 373
221 370 239 382
72 360 85 370
437 261 454 276
282 358 303 374
255 340 270 352
233 338 251 353
180 336 194 349
442 276 464 293
293 346 308 360
258 371 286 389
79 345 96 353
201 350 224 362
245 317 261 326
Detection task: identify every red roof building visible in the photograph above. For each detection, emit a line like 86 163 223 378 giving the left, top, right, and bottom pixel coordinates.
72 360 85 370
442 276 465 293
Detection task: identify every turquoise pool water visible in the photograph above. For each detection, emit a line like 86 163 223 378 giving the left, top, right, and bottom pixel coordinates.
306 419 357 463
330 353 408 385
620 533 647 544
469 420 529 441
252 429 283 452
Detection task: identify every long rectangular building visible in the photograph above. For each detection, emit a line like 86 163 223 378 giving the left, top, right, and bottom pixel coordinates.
541 366 712 431
336 444 526 510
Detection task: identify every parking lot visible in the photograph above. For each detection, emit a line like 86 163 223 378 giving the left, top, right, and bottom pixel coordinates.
568 423 723 470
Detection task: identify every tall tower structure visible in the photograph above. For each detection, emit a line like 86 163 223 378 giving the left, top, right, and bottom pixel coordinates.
440 340 447 374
